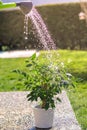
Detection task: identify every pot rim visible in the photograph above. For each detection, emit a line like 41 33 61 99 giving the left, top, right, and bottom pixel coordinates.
32 105 54 111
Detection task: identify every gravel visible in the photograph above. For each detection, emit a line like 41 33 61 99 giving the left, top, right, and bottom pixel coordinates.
0 91 81 130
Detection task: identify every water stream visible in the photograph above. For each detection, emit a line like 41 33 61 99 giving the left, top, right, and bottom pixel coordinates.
24 7 56 50
24 15 29 40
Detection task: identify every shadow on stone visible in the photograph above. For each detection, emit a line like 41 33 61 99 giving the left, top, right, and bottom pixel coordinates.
29 126 57 130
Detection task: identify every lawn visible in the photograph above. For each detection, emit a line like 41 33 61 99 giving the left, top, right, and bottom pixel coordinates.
59 50 87 130
0 50 87 130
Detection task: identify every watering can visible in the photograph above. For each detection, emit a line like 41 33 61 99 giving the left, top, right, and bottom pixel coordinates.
0 0 33 14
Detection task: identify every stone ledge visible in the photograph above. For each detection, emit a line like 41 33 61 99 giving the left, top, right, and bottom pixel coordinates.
0 91 81 130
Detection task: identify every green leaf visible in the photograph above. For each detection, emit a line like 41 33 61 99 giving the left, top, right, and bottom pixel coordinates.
12 69 19 73
45 103 49 110
21 71 27 77
27 93 31 98
26 63 32 67
31 53 36 60
57 97 61 102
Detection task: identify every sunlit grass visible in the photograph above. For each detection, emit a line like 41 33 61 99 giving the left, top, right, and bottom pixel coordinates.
58 50 87 130
0 58 27 91
68 83 87 130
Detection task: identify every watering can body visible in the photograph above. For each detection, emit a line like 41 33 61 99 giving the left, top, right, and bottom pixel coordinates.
0 0 33 14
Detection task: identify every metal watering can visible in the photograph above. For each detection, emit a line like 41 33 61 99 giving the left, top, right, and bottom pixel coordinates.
0 0 33 14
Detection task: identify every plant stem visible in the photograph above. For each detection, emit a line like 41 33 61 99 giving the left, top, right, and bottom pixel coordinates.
42 100 46 108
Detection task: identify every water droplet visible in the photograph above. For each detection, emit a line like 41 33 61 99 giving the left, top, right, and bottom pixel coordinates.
25 32 28 35
24 15 29 40
25 37 28 40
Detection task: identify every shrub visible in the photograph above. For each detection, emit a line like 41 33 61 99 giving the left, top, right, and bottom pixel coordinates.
0 3 87 50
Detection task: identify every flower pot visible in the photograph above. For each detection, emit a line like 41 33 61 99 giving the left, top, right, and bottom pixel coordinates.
33 105 54 128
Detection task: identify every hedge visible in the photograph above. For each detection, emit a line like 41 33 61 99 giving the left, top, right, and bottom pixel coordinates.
0 3 87 50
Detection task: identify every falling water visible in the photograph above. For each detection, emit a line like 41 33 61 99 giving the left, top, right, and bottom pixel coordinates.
24 15 29 40
27 8 56 50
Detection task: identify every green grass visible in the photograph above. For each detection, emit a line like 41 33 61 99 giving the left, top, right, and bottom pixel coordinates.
0 50 87 130
0 58 27 91
58 50 87 130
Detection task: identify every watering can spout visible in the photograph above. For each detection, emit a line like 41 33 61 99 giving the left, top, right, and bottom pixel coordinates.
0 0 33 14
17 1 33 14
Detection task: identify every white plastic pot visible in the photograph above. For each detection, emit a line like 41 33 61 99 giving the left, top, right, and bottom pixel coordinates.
33 105 54 128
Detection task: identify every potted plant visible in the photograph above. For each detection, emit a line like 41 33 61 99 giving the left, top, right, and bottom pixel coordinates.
13 52 74 128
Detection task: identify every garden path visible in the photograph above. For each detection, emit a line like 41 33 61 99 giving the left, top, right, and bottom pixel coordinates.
0 50 39 58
